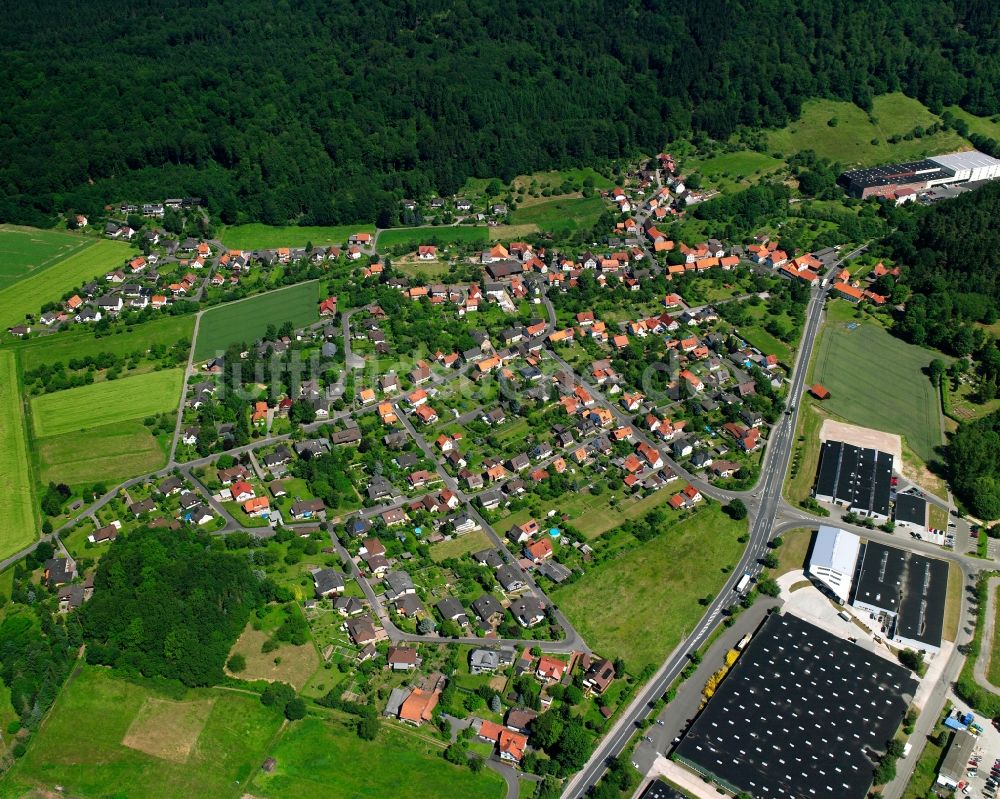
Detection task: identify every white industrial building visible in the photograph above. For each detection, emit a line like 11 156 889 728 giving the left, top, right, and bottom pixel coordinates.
807 525 861 603
928 151 1000 183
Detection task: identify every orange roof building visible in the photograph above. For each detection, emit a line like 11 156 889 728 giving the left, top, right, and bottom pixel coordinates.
399 688 439 725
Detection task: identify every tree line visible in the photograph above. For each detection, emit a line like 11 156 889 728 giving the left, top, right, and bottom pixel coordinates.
1 0 999 227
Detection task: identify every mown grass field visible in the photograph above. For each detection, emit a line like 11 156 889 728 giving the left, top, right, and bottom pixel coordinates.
512 167 614 192
194 281 320 359
0 238 132 329
10 314 195 371
0 351 36 559
739 324 793 364
249 716 504 799
31 369 183 438
227 614 320 690
0 225 91 290
1 666 285 799
767 93 969 167
552 504 746 674
37 420 168 486
429 529 492 563
377 225 488 250
688 150 784 192
508 194 605 232
219 223 375 250
811 312 944 462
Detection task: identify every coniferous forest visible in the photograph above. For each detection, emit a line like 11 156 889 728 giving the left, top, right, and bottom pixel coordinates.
1 0 999 227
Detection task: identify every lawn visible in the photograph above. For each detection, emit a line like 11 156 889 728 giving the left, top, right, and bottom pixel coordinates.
784 401 826 505
811 314 944 462
767 93 969 167
0 351 36 559
248 716 505 799
194 281 321 359
900 708 950 799
508 195 605 232
0 238 132 329
218 223 375 250
0 225 91 290
2 665 285 799
31 369 183 438
738 324 793 364
10 314 195 371
38 420 168 486
552 504 746 674
377 226 489 250
429 529 492 563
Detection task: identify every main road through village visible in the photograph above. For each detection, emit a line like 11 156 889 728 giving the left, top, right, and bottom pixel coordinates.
559 244 929 799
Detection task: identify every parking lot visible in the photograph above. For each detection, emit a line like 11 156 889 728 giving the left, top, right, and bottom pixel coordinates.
942 696 1000 799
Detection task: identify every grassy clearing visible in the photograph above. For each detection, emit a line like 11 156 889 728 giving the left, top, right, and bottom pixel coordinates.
767 93 968 167
249 715 504 799
552 504 746 674
508 195 605 232
0 351 36 559
689 150 784 192
377 226 488 250
3 665 285 799
394 259 455 280
0 225 91 290
227 618 320 690
429 529 492 563
811 313 943 462
0 238 132 329
218 223 374 250
512 167 614 192
38 420 167 485
195 281 320 359
945 106 1000 141
773 528 814 578
9 314 195 371
31 369 183 438
506 486 679 539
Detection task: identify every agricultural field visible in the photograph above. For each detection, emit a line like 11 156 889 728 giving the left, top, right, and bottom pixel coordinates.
10 314 195 371
0 238 132 329
767 93 969 167
218 223 375 250
1 666 285 799
552 504 746 674
811 312 944 462
377 225 489 250
0 351 36 559
31 369 183 438
194 281 320 359
249 716 505 799
508 194 605 233
0 225 91 290
37 420 168 486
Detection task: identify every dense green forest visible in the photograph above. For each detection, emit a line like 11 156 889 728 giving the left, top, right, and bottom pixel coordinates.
80 527 263 686
1 0 999 226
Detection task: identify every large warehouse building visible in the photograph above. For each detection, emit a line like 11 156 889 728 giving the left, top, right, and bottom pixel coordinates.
674 613 917 799
853 541 948 654
841 150 1000 198
814 440 893 521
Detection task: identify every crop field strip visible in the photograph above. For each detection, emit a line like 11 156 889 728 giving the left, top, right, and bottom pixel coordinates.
0 238 132 329
0 226 92 290
193 281 321 359
30 369 184 438
0 351 37 559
